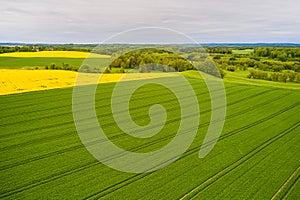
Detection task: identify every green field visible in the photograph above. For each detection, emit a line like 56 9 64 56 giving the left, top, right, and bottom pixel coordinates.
1 75 299 199
0 57 110 69
231 49 254 54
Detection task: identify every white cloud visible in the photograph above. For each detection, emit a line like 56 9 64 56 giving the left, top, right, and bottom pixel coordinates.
0 0 299 43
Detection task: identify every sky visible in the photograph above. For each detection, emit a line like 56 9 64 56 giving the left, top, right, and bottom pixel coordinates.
0 0 299 43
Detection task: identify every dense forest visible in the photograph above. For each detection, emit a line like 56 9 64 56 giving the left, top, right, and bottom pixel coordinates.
108 48 194 72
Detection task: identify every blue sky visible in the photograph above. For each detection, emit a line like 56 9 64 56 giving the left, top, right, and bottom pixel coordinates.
1 0 299 43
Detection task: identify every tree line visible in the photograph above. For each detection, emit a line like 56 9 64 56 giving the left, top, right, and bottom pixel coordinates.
0 45 91 54
248 69 300 83
214 58 300 73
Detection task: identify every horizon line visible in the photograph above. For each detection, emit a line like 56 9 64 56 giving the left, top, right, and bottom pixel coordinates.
1 42 300 45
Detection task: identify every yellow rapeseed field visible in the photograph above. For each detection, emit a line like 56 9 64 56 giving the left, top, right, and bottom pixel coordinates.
0 69 178 95
0 51 110 58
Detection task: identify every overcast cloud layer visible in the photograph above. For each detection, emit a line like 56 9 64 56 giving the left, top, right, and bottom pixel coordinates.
0 0 299 43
